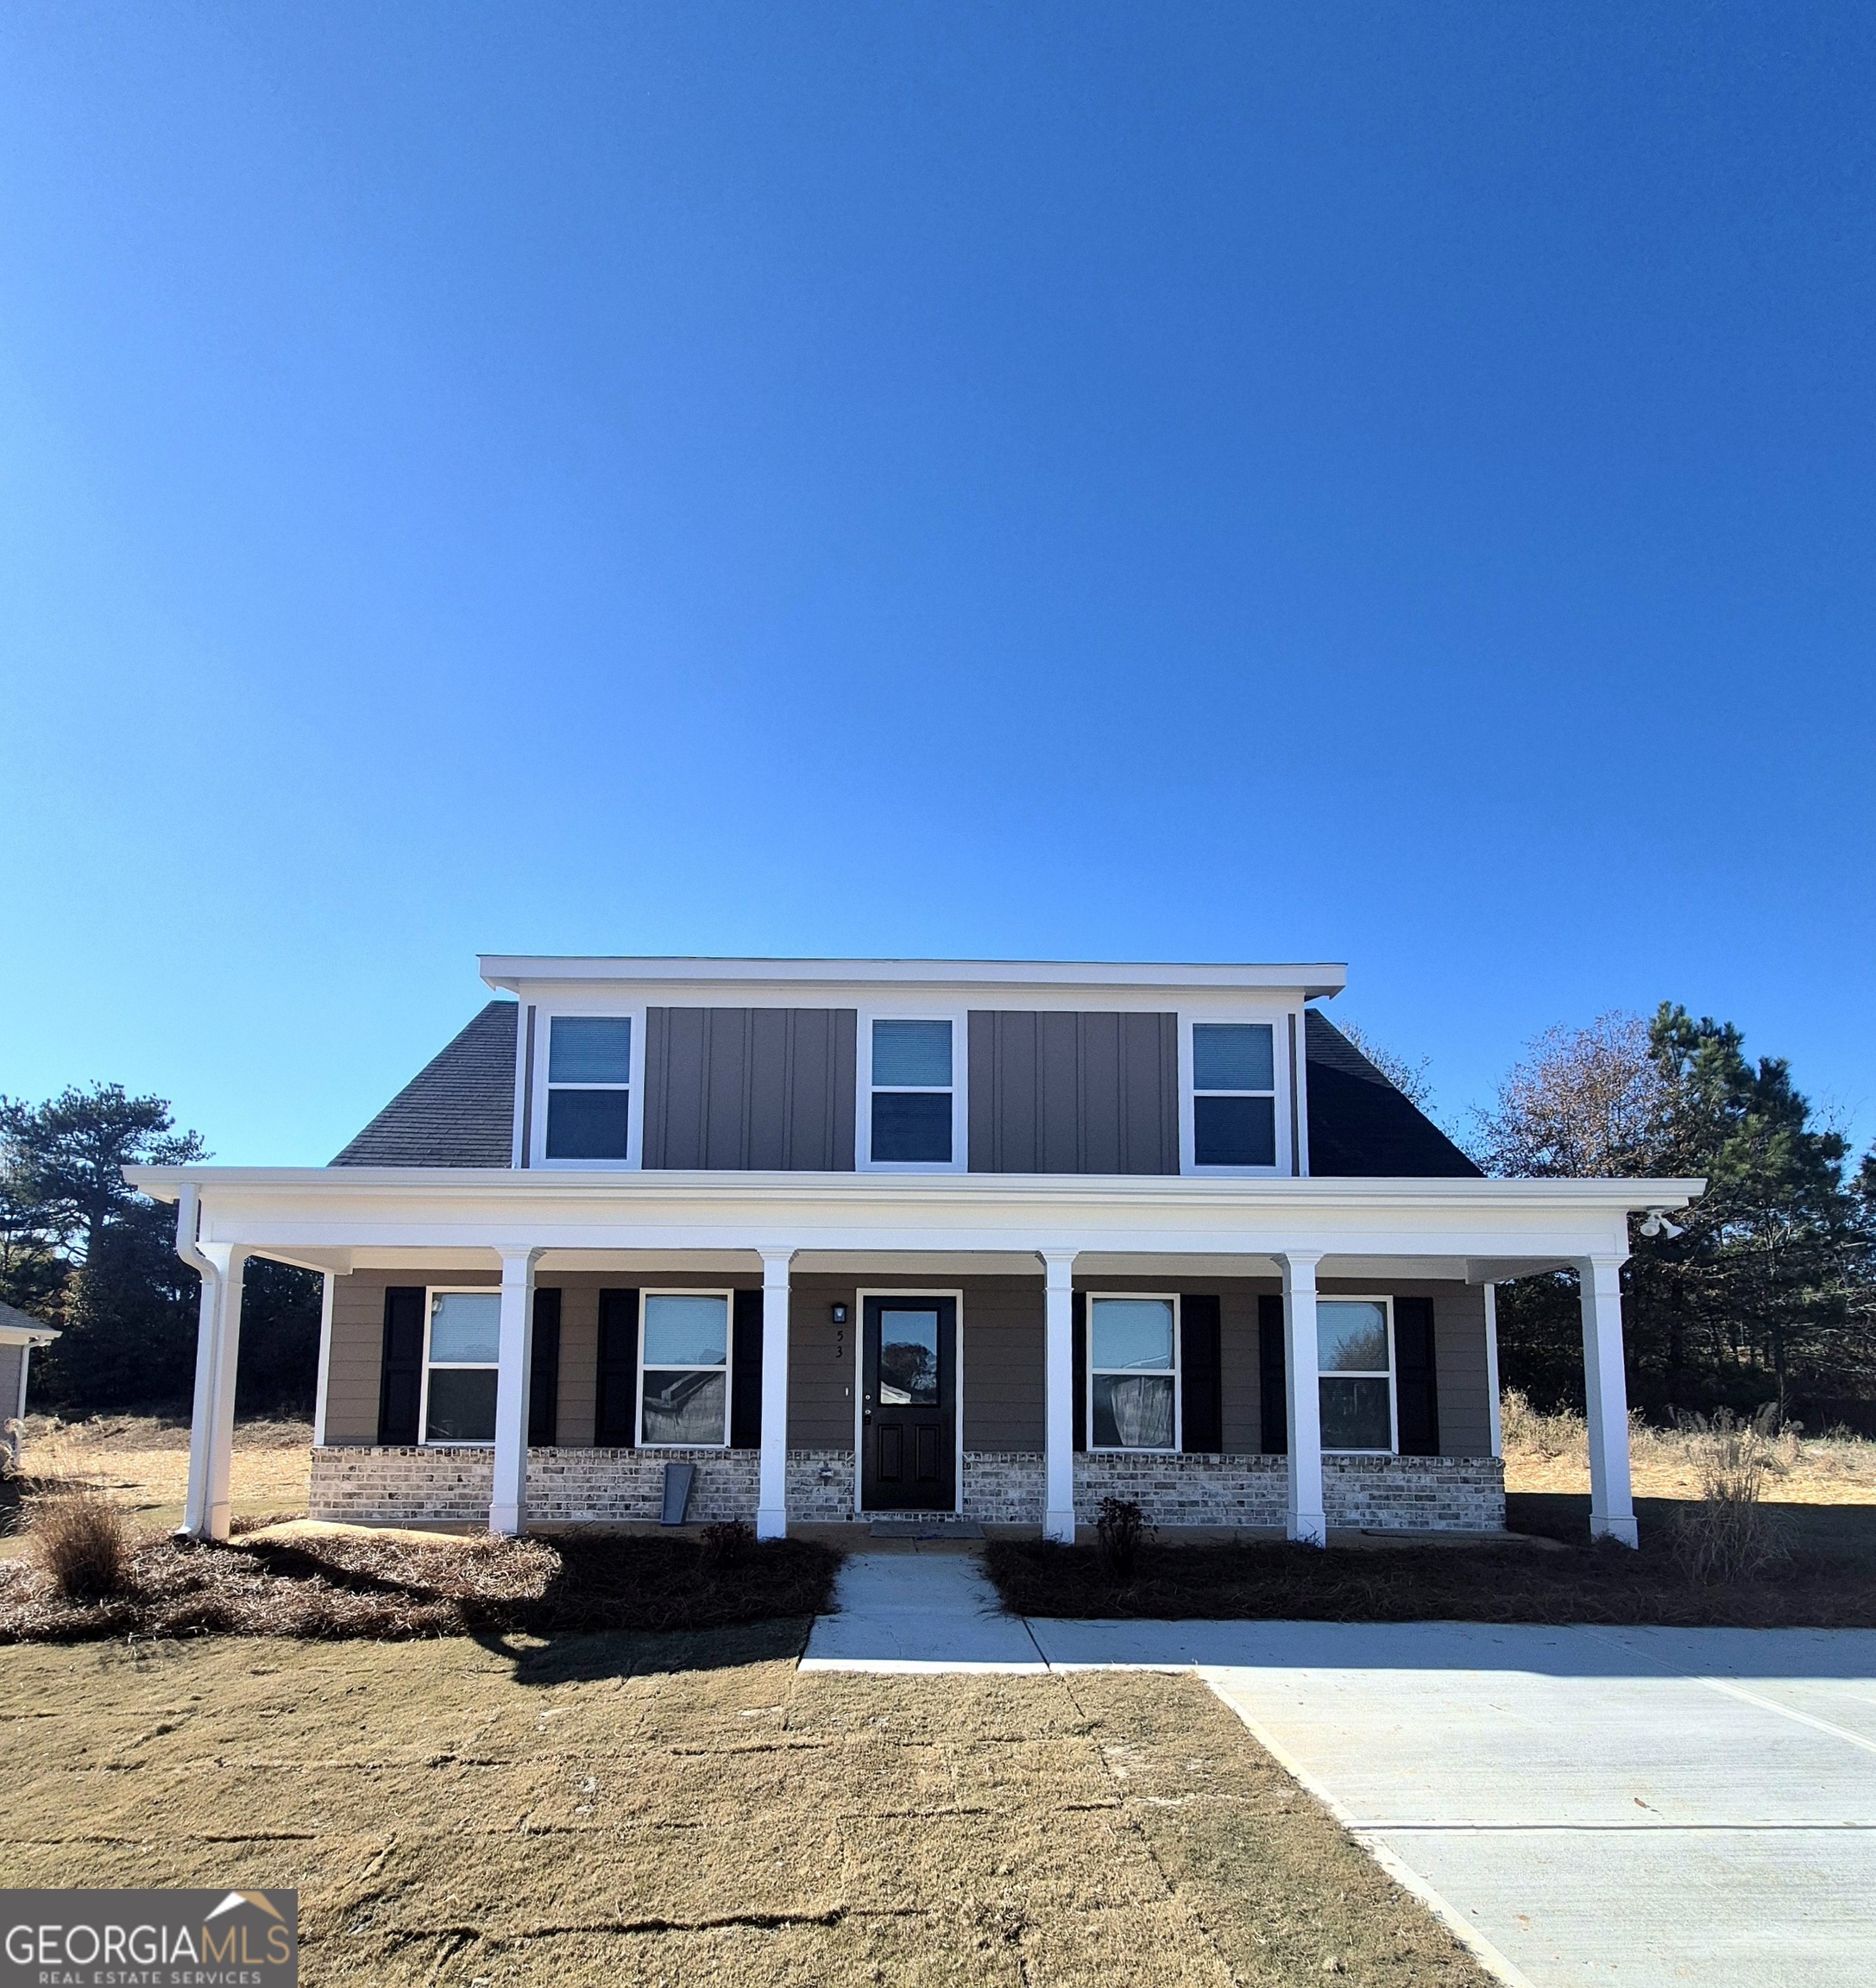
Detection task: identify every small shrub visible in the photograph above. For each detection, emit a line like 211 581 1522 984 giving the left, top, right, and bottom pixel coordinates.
32 1493 133 1601
1671 1407 1784 1584
1095 1497 1148 1580
699 1519 755 1570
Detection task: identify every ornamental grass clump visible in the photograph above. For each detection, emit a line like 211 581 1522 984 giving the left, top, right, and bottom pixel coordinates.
1670 1406 1786 1585
32 1491 133 1602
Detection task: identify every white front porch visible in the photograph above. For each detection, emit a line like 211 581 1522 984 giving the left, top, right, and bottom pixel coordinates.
128 1165 1702 1551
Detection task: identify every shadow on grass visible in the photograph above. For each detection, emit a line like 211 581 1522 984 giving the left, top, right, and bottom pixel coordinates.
985 1525 1876 1629
481 1615 813 1686
1510 1493 1876 1570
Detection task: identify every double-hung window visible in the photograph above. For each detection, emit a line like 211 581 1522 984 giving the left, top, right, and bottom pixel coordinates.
545 1016 633 1161
639 1292 731 1446
1087 1295 1179 1451
1318 1299 1395 1452
868 1019 954 1163
1192 1022 1277 1167
423 1288 501 1444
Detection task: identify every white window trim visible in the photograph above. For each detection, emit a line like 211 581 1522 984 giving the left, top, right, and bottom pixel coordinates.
529 1002 646 1169
1179 1009 1294 1177
1317 1293 1398 1456
1085 1290 1182 1455
636 1287 734 1450
856 1006 969 1173
852 1287 966 1514
419 1283 501 1449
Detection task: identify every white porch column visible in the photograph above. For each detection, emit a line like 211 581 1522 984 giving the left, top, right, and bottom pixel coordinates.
1042 1250 1076 1544
311 1273 336 1449
1580 1254 1639 1547
756 1249 792 1540
1483 1282 1503 1458
489 1248 540 1537
182 1244 247 1542
1279 1251 1326 1547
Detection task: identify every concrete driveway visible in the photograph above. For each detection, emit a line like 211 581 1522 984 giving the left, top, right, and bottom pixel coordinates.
1037 1617 1876 1988
807 1558 1876 1987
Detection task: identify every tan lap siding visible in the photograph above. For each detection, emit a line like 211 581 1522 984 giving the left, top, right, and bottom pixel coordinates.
786 1275 854 1449
0 1341 25 1416
959 1277 1043 1452
317 1267 1495 1463
320 1269 497 1446
554 1282 599 1447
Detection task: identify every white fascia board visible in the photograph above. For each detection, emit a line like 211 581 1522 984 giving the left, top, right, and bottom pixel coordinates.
0 1323 59 1345
478 955 1350 1003
125 1167 1703 1269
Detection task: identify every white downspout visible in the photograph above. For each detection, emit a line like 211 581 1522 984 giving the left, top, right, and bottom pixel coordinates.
175 1186 223 1537
312 1274 336 1448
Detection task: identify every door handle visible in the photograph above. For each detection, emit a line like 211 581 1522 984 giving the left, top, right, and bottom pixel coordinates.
862 1410 873 1425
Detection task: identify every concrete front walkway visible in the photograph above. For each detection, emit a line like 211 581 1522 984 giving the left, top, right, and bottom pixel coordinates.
804 1554 1876 1988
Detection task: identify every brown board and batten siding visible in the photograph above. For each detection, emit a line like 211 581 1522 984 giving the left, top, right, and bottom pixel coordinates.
967 1010 1180 1174
641 1008 857 1170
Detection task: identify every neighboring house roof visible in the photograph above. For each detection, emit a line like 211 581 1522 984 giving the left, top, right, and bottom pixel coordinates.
331 1001 519 1167
1304 1010 1482 1179
331 996 1480 1179
0 1297 60 1344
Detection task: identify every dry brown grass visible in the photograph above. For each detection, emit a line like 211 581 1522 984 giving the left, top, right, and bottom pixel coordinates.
0 1632 1495 1986
1501 1390 1876 1502
8 1414 313 1528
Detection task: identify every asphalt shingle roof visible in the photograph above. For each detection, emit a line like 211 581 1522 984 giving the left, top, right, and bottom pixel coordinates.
330 1001 519 1167
1304 1009 1483 1178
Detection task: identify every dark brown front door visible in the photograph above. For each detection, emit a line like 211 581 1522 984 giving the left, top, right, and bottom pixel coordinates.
860 1296 957 1511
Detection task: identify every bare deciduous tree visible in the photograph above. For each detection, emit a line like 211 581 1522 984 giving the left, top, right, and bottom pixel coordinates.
1472 1011 1668 1180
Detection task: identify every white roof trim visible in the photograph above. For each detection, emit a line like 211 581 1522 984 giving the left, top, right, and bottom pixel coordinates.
478 955 1349 999
128 1165 1703 1213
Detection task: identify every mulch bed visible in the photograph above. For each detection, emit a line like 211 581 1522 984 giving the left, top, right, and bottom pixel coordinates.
983 1534 1876 1628
0 1528 842 1644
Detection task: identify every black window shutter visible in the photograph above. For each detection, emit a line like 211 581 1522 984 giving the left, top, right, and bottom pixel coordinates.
595 1288 639 1446
1256 1293 1287 1456
378 1287 425 1445
1071 1292 1086 1452
529 1288 562 1447
730 1288 764 1449
1180 1295 1223 1453
1394 1295 1440 1456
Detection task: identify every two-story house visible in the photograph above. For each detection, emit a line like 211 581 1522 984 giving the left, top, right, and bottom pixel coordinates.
129 957 1701 1549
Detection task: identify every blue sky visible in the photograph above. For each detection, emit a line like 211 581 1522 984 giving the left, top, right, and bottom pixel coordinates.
3 3 1872 1167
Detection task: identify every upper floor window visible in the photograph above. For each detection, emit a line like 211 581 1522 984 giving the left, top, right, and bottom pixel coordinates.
1319 1298 1395 1452
869 1019 954 1163
1192 1022 1275 1167
545 1016 632 1161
